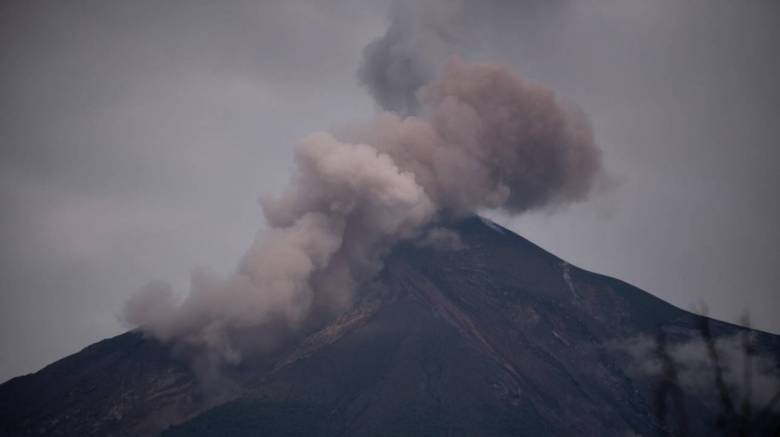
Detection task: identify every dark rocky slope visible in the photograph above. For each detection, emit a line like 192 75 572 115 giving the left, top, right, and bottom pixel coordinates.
2 217 778 436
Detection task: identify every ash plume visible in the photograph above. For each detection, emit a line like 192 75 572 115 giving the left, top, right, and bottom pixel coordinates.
358 0 567 114
358 0 465 114
124 57 602 360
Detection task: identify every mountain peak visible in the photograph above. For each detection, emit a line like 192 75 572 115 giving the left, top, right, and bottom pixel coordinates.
2 217 778 436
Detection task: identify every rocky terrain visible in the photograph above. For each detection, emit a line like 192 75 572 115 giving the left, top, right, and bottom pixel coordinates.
2 217 778 436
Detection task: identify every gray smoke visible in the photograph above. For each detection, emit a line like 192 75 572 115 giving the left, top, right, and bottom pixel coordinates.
358 0 464 114
415 227 467 251
358 0 567 114
124 56 602 359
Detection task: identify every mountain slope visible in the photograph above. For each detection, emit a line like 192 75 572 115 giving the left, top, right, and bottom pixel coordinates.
2 217 778 436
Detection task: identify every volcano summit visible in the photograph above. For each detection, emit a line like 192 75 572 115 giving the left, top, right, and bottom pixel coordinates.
2 217 778 436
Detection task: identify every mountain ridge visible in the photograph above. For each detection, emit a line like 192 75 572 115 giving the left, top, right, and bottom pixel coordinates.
2 216 778 436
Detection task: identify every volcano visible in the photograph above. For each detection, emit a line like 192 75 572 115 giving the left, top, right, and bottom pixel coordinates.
1 217 778 436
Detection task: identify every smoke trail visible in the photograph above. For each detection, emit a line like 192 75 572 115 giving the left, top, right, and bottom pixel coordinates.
124 57 602 359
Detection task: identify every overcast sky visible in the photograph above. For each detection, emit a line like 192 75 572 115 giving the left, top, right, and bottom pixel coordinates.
1 0 778 383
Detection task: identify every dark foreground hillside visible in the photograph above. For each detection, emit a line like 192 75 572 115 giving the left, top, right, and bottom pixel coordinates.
2 217 778 436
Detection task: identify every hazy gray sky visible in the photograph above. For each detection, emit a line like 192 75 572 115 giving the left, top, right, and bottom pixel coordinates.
1 0 778 382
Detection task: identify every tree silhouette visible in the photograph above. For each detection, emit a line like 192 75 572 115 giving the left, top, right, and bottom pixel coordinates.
654 315 780 436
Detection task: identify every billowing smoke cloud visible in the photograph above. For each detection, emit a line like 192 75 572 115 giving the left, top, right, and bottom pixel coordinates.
124 56 602 359
358 0 465 114
358 0 566 115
